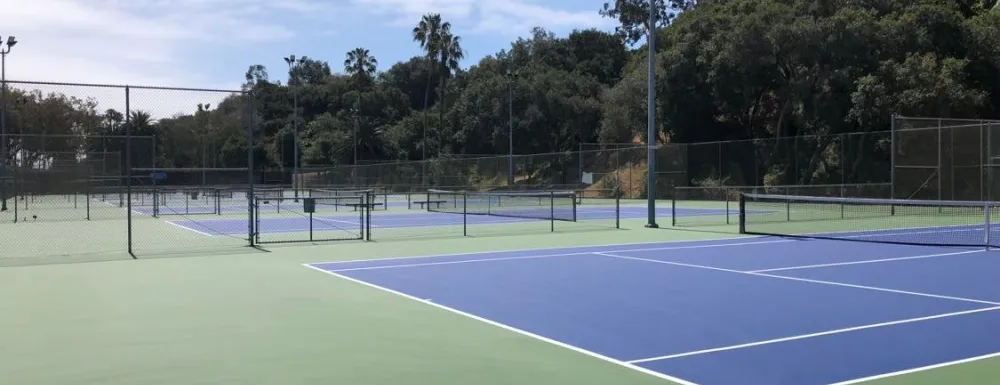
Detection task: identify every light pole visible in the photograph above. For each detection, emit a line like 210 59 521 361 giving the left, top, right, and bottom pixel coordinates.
283 55 300 201
645 3 658 228
505 70 518 188
1 35 17 212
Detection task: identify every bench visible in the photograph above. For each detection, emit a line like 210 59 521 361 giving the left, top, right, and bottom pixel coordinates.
412 200 447 209
336 202 385 212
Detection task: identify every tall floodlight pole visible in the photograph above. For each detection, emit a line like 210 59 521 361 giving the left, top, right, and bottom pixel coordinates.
645 2 658 228
506 70 518 188
284 55 300 202
0 35 17 212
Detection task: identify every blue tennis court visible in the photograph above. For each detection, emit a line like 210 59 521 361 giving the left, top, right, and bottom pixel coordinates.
164 205 738 236
305 236 1000 385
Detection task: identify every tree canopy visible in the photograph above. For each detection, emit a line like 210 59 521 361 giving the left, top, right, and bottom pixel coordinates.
4 0 1000 190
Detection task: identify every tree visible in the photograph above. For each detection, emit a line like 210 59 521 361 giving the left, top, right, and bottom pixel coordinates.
412 13 446 160
344 48 378 87
437 27 464 152
599 0 671 45
344 48 379 164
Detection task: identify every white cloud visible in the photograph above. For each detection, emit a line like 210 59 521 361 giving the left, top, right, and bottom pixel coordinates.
0 0 317 118
352 0 608 36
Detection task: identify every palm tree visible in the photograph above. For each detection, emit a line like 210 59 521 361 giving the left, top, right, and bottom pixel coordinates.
412 13 446 163
344 48 378 165
344 48 378 86
437 27 463 153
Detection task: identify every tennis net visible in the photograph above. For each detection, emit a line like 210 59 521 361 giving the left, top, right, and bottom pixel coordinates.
309 188 388 210
739 193 1000 248
427 189 577 222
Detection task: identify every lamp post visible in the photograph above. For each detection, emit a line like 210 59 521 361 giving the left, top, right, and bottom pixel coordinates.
645 3 658 228
283 55 300 202
505 70 518 188
1 35 17 212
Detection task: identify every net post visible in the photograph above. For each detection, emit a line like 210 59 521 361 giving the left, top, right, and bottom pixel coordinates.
572 190 578 222
985 202 991 250
462 192 467 237
670 186 676 226
738 193 746 234
786 196 791 222
365 193 372 241
550 191 555 232
309 210 314 242
361 193 366 241
12 166 17 223
86 182 91 221
254 196 260 245
726 193 731 225
615 190 620 229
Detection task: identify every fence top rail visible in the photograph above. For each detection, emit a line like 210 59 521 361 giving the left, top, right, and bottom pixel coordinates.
675 183 892 191
743 193 1000 208
893 122 999 133
5 134 155 140
3 79 245 94
895 116 1000 123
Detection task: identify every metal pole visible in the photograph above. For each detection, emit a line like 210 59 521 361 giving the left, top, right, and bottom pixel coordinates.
354 93 360 166
293 85 299 202
507 72 515 188
247 92 256 247
1 50 7 212
937 119 942 201
126 86 135 258
645 1 658 228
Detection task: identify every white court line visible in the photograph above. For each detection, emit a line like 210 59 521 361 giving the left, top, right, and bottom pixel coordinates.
829 351 1000 385
592 252 1000 306
627 306 1000 364
302 264 699 385
324 239 793 272
307 235 763 266
331 254 581 272
747 249 988 273
164 220 214 237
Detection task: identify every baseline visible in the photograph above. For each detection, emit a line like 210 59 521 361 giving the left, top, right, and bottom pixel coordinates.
303 264 699 385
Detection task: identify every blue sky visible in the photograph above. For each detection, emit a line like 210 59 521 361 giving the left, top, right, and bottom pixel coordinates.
3 0 615 94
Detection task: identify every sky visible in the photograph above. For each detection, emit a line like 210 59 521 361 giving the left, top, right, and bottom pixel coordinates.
1 0 615 118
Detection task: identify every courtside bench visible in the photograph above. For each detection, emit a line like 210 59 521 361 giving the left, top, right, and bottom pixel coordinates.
412 200 447 209
338 202 385 211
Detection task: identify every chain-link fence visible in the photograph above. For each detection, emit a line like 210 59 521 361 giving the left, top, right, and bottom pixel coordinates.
891 116 1000 201
0 80 253 263
298 130 893 201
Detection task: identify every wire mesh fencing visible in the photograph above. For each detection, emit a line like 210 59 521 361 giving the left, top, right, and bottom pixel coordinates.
891 117 1000 201
0 80 255 263
669 183 893 227
364 189 620 241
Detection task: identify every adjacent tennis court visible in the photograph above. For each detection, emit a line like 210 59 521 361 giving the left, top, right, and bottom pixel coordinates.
306 232 1000 385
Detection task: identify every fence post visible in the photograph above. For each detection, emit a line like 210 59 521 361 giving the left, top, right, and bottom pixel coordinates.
125 85 135 258
247 91 255 247
937 118 942 201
